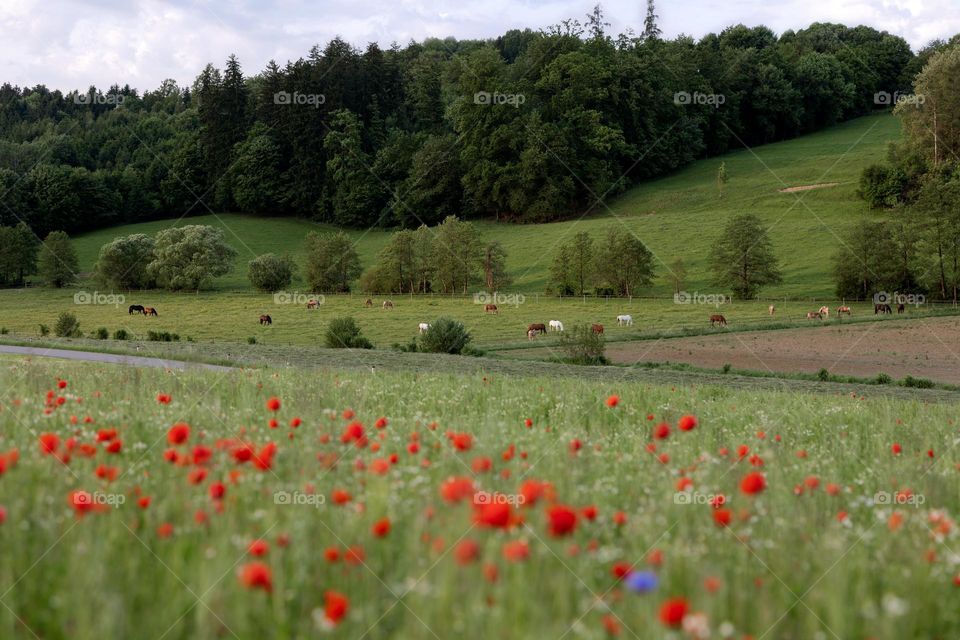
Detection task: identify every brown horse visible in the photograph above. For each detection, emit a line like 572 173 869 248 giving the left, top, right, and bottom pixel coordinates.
806 311 822 320
591 323 604 335
365 298 374 308
527 323 546 336
143 307 158 316
382 300 394 310
306 300 320 310
837 306 851 315
897 303 905 314
874 304 892 315
484 304 498 314
709 314 727 327
259 315 272 325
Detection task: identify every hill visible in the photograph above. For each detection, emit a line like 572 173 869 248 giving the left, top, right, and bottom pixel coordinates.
72 113 900 296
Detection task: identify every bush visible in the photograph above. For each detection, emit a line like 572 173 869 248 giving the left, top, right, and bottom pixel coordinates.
817 368 830 382
113 329 129 340
247 336 257 345
0 327 7 335
722 363 732 374
325 317 373 349
419 318 471 354
93 327 109 340
248 253 296 293
54 312 81 338
902 375 934 389
147 331 180 342
875 372 892 385
558 324 607 365
39 324 49 337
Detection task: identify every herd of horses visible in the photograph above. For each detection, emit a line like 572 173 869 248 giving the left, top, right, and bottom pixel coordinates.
127 305 157 316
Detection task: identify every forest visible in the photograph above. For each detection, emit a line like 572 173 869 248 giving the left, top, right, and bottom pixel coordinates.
0 7 942 237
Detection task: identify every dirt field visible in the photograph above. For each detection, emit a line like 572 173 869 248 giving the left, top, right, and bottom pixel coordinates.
601 316 960 384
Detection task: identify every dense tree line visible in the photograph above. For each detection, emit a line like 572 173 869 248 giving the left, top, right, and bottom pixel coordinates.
0 9 919 238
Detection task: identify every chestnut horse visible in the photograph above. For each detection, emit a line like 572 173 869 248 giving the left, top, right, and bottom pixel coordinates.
259 315 272 325
527 323 546 336
484 304 498 314
709 314 727 327
143 307 158 316
591 323 604 335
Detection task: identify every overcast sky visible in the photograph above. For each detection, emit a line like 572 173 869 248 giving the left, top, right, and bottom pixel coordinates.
1 0 956 93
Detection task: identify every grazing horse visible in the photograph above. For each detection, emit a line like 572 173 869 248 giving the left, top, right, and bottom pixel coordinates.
527 323 546 336
768 305 775 316
306 300 320 310
527 329 538 341
365 299 374 308
128 304 145 315
484 304 498 314
259 315 272 326
418 323 430 334
591 323 604 335
806 311 822 320
382 300 394 310
616 314 633 326
143 307 158 316
874 304 892 315
897 303 905 314
548 320 564 332
818 306 830 318
709 314 727 327
837 306 851 316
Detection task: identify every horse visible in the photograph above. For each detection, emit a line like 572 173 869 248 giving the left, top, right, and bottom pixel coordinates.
806 311 822 320
768 305 775 316
382 300 394 310
818 306 830 318
365 299 373 308
527 329 538 341
837 306 851 315
306 300 320 310
548 320 564 332
616 314 633 326
874 304 892 315
591 323 604 335
484 304 498 314
527 323 546 336
418 323 430 334
143 307 158 316
259 315 272 326
709 314 727 327
128 304 144 315
897 303 905 314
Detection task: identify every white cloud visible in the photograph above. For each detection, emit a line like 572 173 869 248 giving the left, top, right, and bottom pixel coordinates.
0 0 956 93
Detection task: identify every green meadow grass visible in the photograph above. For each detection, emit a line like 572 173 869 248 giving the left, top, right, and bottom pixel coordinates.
0 358 957 639
70 113 900 296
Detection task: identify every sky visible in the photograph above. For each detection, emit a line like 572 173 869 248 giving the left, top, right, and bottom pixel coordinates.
0 0 957 93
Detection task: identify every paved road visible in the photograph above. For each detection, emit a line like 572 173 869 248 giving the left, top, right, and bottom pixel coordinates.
0 345 235 372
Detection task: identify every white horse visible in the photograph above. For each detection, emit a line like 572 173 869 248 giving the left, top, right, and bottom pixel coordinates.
418 323 430 334
548 320 564 332
818 306 829 318
768 305 775 316
616 314 633 326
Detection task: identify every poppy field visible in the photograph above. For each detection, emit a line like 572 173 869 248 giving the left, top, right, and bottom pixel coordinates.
1 357 959 639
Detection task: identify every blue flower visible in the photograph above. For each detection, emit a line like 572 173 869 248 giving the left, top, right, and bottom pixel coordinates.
624 570 659 593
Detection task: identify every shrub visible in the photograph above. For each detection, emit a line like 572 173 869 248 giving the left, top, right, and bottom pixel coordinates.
147 331 180 342
247 336 257 345
248 253 296 293
325 317 373 349
39 324 49 337
559 324 607 365
93 327 109 340
875 372 892 385
722 363 732 374
902 375 934 389
54 312 81 338
113 329 129 340
817 368 830 382
419 318 471 354
0 327 7 335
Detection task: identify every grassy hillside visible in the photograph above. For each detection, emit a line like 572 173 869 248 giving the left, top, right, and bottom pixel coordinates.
72 113 900 296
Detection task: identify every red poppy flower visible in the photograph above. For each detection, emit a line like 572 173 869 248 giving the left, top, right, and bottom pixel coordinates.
375 417 388 429
475 502 514 529
266 397 281 412
612 562 632 579
323 590 348 625
606 395 620 408
167 423 190 445
740 472 766 495
156 393 171 404
601 614 621 636
240 562 272 592
157 523 174 538
658 598 689 628
439 477 475 503
713 509 732 527
451 433 473 451
372 517 391 538
891 443 902 455
249 540 269 556
289 417 301 428
472 457 492 473
324 547 340 562
332 489 352 505
344 546 365 565
138 496 152 509
105 440 122 454
209 481 226 500
96 429 117 442
581 505 598 521
653 423 670 440
613 511 627 526
454 539 480 565
547 505 578 537
39 433 60 455
678 415 697 431
502 539 530 562
57 380 67 389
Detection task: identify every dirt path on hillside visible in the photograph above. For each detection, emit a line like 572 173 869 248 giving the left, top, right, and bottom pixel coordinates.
0 345 235 372
601 317 960 384
778 182 840 193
